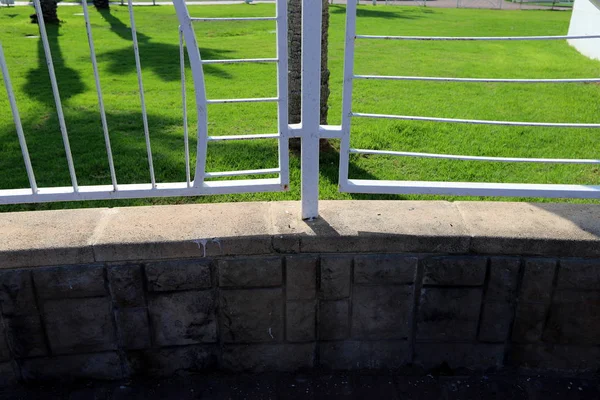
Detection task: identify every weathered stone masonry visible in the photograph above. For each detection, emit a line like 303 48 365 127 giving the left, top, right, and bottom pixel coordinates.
1 253 599 384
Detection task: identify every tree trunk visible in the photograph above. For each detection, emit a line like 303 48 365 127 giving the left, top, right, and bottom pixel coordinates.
33 0 59 24
320 0 330 126
93 0 110 10
287 0 330 150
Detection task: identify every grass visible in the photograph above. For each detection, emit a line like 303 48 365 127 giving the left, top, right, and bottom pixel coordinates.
1 4 599 212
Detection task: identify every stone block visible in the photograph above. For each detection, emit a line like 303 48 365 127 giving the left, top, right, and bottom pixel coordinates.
319 300 349 340
557 259 600 290
286 301 315 342
543 291 600 345
107 264 145 308
272 235 300 253
5 315 47 358
353 255 417 284
486 257 520 302
519 259 556 303
286 255 317 300
320 255 351 300
416 288 482 341
218 257 281 288
423 256 487 286
415 343 504 370
301 235 469 255
0 269 37 316
116 308 151 350
43 297 117 354
33 265 106 299
319 341 410 370
95 236 274 263
220 289 283 343
352 286 414 340
512 303 549 343
127 345 218 377
0 321 9 362
21 352 123 382
508 344 600 372
0 362 17 386
478 302 514 343
148 291 216 346
222 343 314 372
146 259 211 292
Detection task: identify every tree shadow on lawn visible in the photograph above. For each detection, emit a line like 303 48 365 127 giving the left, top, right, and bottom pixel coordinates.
0 107 282 192
23 23 87 107
0 109 182 190
97 9 233 81
329 4 435 19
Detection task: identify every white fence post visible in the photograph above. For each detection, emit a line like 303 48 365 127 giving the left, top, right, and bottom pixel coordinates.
300 0 322 220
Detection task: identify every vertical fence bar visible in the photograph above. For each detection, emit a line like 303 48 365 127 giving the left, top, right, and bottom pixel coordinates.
82 0 118 190
128 0 156 188
276 0 290 188
0 43 38 194
338 0 356 190
33 0 78 191
173 0 209 189
300 0 322 219
179 27 191 187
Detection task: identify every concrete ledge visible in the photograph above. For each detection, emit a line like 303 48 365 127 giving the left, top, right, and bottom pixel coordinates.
2 201 600 269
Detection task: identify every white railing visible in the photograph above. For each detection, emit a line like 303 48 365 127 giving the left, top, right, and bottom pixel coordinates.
0 0 293 204
2 1 600 219
337 0 600 202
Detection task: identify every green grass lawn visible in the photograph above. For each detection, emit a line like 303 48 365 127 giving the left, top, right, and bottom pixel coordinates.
1 4 599 212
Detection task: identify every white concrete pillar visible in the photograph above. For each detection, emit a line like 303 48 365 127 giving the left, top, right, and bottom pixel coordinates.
568 0 600 61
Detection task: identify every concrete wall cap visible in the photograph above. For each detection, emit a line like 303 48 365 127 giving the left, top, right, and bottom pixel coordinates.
1 201 600 268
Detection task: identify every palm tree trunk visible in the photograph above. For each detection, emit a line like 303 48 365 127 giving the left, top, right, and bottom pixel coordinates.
93 0 110 10
288 0 330 150
320 0 330 126
33 0 59 24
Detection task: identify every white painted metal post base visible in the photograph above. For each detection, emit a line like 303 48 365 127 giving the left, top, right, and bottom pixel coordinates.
300 0 322 220
301 137 320 220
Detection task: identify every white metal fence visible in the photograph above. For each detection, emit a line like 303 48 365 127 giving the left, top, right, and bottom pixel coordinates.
337 0 600 203
1 0 291 204
1 1 600 219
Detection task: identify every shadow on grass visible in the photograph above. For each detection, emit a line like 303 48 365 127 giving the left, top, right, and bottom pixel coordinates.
0 110 182 190
23 23 87 107
0 107 281 190
98 9 233 81
329 4 434 18
319 142 406 200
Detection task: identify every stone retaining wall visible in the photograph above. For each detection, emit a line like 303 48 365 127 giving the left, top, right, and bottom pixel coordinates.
1 201 599 384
